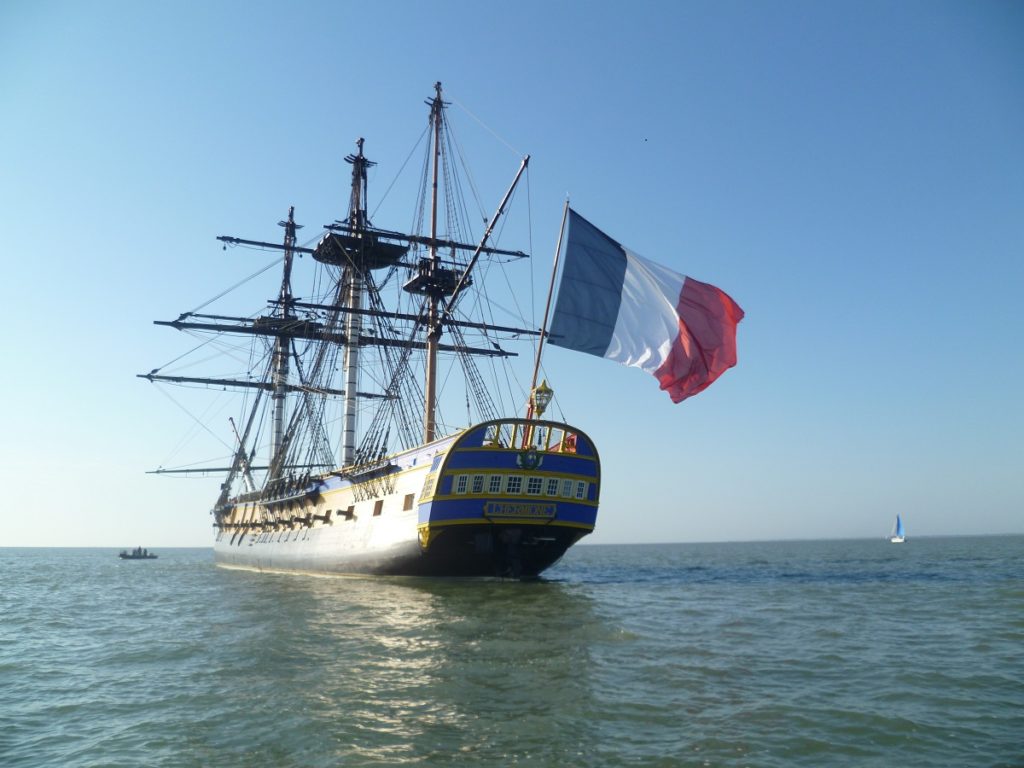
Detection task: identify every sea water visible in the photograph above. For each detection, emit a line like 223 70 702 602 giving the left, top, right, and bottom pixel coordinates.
1 537 1021 767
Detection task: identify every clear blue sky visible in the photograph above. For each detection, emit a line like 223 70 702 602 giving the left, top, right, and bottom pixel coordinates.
2 0 1021 546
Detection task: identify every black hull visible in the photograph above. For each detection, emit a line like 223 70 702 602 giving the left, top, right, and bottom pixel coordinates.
389 524 588 579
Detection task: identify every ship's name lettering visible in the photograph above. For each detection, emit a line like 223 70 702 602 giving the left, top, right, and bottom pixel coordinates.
483 502 556 519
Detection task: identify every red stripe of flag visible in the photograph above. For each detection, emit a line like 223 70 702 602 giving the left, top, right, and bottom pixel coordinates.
654 277 745 403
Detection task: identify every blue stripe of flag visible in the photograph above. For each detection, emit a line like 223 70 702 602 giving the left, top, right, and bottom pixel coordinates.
548 209 626 357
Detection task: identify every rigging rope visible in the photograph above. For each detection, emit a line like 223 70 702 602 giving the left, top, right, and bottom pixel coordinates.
151 383 235 454
448 94 523 158
186 256 283 316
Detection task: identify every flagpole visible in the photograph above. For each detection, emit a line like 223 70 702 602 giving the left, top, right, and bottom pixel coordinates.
525 198 570 421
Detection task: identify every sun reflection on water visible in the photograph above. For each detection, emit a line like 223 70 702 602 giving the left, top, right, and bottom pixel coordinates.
245 573 609 763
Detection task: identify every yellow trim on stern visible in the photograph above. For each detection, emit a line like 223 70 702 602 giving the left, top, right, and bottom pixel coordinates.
419 518 594 533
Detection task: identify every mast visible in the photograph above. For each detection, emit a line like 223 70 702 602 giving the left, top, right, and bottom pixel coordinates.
341 138 373 466
417 83 530 442
424 81 444 444
270 206 300 479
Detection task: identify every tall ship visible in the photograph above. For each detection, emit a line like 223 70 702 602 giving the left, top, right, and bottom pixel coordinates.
143 83 599 578
142 83 743 579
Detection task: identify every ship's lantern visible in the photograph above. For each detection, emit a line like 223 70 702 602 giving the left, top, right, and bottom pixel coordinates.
532 380 554 417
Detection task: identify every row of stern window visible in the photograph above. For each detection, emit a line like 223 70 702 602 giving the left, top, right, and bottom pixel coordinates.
451 474 588 500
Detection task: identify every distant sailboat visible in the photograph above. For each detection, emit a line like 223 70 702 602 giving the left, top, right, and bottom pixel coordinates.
889 514 906 544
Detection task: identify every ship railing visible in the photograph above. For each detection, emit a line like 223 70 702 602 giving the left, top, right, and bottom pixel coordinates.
476 418 581 455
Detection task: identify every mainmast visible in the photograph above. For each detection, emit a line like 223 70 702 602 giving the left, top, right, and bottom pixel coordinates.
269 206 300 479
341 138 373 467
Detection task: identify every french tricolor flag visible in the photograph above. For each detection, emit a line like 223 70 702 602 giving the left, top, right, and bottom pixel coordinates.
549 209 744 403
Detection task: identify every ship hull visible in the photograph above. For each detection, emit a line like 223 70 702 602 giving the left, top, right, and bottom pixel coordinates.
214 520 587 578
213 418 599 579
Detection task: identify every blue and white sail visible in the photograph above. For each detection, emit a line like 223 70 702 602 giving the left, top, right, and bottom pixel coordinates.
890 514 906 543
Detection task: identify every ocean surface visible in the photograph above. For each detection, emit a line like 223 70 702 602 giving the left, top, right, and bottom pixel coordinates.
2 537 1021 767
